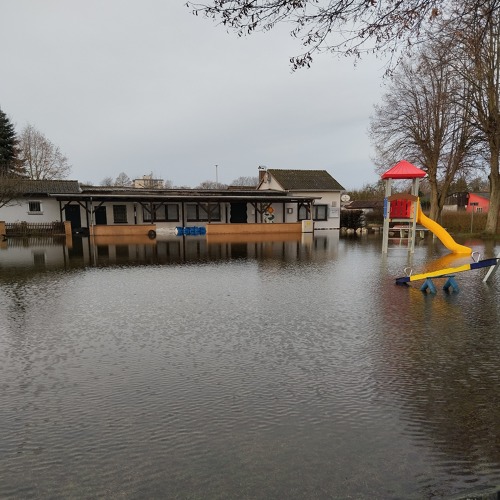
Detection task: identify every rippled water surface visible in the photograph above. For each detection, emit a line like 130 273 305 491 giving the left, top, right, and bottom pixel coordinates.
1 233 500 499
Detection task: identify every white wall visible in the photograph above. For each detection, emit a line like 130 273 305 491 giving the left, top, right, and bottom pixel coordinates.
0 198 61 223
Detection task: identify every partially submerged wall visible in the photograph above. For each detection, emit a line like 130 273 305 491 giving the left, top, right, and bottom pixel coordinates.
91 224 156 236
206 222 302 235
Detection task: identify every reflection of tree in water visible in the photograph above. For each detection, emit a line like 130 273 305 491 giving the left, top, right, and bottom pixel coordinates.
0 271 38 331
376 282 500 490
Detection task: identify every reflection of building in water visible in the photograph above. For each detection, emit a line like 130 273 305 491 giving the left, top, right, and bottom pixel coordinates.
0 237 69 268
0 232 340 269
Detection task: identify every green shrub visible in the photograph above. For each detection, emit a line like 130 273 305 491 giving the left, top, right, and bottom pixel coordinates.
341 209 364 229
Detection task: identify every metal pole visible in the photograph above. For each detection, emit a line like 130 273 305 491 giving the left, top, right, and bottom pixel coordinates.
382 178 392 254
470 202 478 233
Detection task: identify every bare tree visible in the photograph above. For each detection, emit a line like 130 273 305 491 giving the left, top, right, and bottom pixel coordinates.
100 176 113 186
370 40 478 220
0 171 23 209
115 172 131 187
19 124 71 180
196 180 227 189
187 1 495 69
449 3 500 234
230 175 259 186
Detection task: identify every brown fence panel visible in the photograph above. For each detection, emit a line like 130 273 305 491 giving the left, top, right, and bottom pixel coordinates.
5 222 66 236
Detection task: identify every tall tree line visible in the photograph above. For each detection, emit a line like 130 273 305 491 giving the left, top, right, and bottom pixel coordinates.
370 2 500 233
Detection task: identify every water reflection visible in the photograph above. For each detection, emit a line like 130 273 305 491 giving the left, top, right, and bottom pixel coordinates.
0 232 340 270
375 251 500 496
1 233 500 499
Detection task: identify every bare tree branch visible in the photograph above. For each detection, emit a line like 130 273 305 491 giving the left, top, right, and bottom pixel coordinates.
19 124 71 180
186 0 496 68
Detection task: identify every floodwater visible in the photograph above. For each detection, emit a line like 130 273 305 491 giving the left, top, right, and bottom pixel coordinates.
1 232 500 499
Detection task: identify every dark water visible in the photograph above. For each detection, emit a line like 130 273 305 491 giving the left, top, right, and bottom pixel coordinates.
1 233 500 499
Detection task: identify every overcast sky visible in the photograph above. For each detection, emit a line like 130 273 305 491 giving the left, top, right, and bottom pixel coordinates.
1 1 388 189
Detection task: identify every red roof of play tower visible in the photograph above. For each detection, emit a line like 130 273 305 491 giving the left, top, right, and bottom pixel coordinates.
381 160 426 179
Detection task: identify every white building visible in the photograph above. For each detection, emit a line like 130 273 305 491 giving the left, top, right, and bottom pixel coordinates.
257 168 345 229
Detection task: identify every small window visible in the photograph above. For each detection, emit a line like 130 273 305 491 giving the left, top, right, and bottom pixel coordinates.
476 207 483 213
298 204 328 221
113 205 128 223
143 203 179 222
314 205 328 221
186 203 221 222
298 205 309 221
166 204 179 221
28 201 42 214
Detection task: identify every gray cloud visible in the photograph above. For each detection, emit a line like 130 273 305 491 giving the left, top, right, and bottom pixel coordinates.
1 0 386 188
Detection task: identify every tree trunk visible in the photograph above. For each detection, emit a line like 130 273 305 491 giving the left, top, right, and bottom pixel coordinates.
429 188 440 221
485 149 500 234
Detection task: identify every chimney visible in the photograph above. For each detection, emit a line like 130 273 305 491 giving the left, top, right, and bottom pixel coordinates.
258 166 267 184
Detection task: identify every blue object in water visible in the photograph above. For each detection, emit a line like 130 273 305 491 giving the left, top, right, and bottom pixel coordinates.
420 278 437 294
443 276 459 293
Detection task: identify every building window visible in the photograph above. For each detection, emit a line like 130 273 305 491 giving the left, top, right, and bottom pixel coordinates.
113 205 128 223
28 201 43 214
476 207 483 213
186 203 221 222
143 203 179 222
314 205 328 221
298 204 328 221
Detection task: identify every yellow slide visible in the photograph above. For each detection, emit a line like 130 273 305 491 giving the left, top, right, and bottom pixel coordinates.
416 201 472 255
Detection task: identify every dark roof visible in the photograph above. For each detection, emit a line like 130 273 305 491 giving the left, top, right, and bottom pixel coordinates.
227 185 258 191
51 185 321 204
18 179 81 195
266 169 344 191
345 200 384 210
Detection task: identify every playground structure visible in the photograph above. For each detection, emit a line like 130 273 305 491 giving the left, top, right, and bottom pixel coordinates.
381 161 472 255
384 161 499 291
395 255 500 293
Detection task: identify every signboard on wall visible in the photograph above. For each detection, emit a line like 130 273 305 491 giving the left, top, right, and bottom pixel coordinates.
329 207 339 218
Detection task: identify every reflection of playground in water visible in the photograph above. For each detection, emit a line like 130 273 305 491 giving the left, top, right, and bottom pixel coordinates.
376 273 500 489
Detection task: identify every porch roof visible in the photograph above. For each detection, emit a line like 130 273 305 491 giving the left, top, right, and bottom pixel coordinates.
49 189 320 204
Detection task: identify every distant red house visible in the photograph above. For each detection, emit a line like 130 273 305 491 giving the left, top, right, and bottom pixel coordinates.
466 192 490 213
